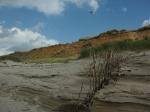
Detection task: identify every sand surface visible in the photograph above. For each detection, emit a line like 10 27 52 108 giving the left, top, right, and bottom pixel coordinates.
0 51 150 112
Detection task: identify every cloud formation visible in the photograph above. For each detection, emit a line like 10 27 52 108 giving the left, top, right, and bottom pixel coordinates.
0 25 58 56
88 0 99 12
142 18 150 26
0 0 100 15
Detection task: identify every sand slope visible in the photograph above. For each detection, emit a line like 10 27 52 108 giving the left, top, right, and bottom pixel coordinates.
0 51 150 112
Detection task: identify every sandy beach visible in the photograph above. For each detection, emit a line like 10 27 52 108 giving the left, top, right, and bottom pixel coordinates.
0 51 150 112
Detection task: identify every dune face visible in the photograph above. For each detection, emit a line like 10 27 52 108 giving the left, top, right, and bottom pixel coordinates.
2 26 150 61
0 51 150 112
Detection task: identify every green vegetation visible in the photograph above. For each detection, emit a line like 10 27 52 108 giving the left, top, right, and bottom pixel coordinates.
100 29 119 36
0 54 77 63
99 29 127 36
79 36 93 41
79 38 89 41
0 55 22 62
79 47 92 58
79 37 150 58
24 56 77 64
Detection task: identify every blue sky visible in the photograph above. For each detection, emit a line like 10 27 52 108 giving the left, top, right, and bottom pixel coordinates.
0 0 150 55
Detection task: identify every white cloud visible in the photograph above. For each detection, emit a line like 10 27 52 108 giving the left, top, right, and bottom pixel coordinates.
0 25 58 56
0 0 100 15
0 48 13 56
89 0 99 12
122 7 127 12
142 18 150 26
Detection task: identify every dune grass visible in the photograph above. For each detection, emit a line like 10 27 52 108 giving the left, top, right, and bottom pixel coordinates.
24 56 78 64
0 54 78 63
0 55 22 62
79 37 150 58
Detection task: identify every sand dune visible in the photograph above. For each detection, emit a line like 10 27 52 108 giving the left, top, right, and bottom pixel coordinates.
0 51 150 112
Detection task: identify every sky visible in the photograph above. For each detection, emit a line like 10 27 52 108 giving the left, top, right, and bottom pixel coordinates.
0 0 150 56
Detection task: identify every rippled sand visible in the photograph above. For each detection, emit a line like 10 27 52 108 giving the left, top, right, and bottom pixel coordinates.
0 51 150 112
